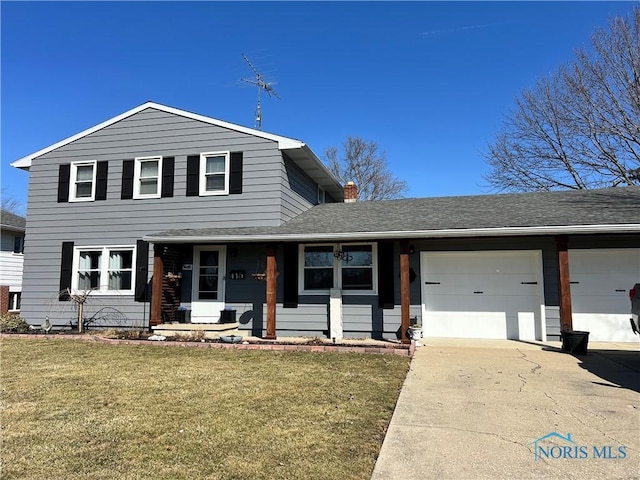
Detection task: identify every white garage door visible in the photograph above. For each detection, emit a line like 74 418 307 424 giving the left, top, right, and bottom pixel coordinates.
569 248 640 342
420 251 545 340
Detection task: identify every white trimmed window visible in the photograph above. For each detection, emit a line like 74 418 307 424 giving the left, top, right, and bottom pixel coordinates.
199 151 230 196
8 292 21 311
72 246 135 295
69 161 96 201
13 236 24 254
317 186 326 204
134 156 162 199
299 243 377 295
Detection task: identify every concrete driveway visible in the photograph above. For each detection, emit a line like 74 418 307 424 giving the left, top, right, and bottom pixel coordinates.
371 339 639 480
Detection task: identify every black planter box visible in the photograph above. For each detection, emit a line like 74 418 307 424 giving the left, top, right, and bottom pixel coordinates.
561 330 589 355
175 310 190 323
219 309 237 324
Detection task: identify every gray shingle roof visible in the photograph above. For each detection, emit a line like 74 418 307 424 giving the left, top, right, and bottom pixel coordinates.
0 210 26 231
144 186 640 242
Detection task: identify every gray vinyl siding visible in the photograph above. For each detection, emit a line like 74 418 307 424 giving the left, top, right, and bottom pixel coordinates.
545 306 561 339
19 108 304 327
232 302 406 340
280 154 318 222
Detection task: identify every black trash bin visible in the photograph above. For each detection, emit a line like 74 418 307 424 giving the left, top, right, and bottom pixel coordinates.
175 309 190 323
219 309 237 324
561 330 589 355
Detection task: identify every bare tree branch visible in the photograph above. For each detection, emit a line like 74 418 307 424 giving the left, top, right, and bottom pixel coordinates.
484 7 640 191
325 136 408 200
1 188 24 215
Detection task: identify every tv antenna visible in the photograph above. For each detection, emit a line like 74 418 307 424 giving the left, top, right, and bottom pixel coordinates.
241 53 279 130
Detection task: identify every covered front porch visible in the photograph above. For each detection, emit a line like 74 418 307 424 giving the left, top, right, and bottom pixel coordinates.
145 239 414 343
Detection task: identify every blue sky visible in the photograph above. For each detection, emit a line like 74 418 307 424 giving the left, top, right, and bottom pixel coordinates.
2 1 636 213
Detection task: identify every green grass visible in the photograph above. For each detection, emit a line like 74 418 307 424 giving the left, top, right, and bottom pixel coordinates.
0 338 409 480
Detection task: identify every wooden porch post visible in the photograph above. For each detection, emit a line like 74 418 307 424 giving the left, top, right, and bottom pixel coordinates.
556 235 573 331
400 240 411 344
265 244 277 339
150 244 164 326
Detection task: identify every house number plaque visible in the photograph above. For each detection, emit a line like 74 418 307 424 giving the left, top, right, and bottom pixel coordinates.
229 270 245 280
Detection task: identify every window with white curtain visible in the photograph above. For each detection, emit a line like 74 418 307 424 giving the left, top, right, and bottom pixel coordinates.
69 161 97 201
134 156 162 198
199 151 229 195
73 246 135 294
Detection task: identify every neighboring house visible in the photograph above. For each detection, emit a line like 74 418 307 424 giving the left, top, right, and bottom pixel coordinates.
0 210 26 313
10 102 640 342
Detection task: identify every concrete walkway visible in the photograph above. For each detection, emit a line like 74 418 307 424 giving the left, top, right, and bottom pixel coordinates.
371 339 639 480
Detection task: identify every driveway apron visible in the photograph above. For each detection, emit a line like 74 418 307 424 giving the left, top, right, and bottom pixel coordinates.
371 339 639 480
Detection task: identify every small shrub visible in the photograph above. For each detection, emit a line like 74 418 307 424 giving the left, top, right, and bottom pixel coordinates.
119 329 150 340
0 313 31 333
96 329 150 340
174 330 206 342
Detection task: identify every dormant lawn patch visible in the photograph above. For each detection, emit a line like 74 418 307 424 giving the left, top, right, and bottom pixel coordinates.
1 338 408 480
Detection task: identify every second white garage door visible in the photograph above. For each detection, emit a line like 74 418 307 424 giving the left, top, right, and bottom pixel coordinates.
420 251 545 340
569 248 639 342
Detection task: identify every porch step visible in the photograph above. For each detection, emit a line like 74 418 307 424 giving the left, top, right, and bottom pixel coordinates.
151 322 240 340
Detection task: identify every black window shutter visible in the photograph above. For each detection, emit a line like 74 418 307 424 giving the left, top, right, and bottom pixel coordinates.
161 156 175 198
283 243 299 308
186 155 199 196
59 241 74 301
135 240 149 302
378 241 395 309
121 160 134 199
96 161 108 200
57 164 70 203
229 152 243 194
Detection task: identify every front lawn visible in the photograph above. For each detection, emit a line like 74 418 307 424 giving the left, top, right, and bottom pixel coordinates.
0 338 408 479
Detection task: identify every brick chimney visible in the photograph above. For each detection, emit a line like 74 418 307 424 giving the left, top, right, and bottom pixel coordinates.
344 181 358 202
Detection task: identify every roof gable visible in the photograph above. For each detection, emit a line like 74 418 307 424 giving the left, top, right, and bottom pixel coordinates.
11 102 303 168
10 101 344 200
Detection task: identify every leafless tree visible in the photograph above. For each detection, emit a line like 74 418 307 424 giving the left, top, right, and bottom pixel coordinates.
325 136 408 200
1 188 24 214
484 7 640 191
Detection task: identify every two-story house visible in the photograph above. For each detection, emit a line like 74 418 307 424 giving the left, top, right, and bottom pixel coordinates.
11 102 640 342
0 210 26 313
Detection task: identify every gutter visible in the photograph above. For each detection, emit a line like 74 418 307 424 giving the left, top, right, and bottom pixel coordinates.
142 223 640 244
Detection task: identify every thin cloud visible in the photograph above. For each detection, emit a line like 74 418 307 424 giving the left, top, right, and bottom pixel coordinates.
421 22 506 36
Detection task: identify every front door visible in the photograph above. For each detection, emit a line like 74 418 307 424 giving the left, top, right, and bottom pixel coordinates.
191 246 226 323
